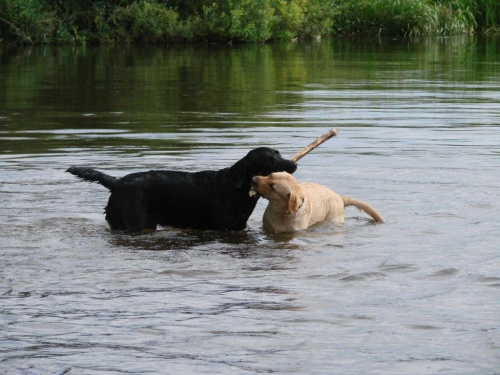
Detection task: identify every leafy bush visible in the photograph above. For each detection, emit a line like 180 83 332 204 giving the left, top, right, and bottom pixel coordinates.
271 0 305 40
333 0 437 36
0 0 56 44
299 0 338 38
109 1 182 43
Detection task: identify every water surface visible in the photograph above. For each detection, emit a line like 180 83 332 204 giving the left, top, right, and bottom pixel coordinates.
1 37 499 374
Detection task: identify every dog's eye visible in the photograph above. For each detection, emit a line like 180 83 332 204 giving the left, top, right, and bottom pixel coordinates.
269 183 275 191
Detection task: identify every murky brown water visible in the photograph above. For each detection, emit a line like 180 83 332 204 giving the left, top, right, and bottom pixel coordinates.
1 37 499 374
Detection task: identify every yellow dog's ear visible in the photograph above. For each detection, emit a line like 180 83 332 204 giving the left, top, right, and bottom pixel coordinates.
287 192 300 214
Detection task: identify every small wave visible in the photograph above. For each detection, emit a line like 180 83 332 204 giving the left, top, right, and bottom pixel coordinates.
339 271 386 282
428 268 460 278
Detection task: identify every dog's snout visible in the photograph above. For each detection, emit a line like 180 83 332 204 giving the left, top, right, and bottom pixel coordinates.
252 176 259 186
288 161 298 173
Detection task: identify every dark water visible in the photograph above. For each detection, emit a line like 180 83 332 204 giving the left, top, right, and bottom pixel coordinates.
1 37 499 374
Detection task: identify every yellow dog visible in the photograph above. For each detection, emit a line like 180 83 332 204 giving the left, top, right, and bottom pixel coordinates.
251 172 384 234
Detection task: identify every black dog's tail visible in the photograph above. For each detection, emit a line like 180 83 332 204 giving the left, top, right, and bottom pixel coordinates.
66 166 118 191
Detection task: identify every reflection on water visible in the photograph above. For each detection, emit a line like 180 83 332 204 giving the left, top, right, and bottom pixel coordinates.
1 36 499 154
1 36 499 374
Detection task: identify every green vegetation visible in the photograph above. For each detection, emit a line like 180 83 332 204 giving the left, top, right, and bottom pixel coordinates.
0 0 498 45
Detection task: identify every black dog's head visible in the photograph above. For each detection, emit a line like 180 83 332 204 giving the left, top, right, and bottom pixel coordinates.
230 147 297 189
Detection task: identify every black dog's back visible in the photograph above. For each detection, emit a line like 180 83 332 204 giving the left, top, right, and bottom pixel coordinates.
113 169 234 231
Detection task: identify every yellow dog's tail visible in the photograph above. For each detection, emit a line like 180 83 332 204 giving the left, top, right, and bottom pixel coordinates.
342 197 385 223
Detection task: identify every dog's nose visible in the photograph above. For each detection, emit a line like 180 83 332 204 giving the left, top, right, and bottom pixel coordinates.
288 161 298 173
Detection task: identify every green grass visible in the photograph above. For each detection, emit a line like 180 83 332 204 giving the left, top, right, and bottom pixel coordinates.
461 0 500 32
332 0 438 36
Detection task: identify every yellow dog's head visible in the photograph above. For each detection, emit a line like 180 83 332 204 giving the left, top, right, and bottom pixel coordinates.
251 172 305 214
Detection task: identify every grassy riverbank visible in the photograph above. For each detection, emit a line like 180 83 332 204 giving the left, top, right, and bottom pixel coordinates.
1 0 499 45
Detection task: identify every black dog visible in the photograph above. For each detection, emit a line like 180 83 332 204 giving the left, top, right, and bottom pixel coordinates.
67 147 297 232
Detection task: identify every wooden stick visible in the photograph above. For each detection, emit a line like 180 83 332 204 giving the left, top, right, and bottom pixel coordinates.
249 128 338 197
290 127 338 162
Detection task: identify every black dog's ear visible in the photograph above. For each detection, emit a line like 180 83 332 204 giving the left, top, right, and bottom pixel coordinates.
230 158 249 189
234 176 245 189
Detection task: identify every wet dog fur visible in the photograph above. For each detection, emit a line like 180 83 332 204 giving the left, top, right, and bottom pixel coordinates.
251 172 384 234
67 148 297 232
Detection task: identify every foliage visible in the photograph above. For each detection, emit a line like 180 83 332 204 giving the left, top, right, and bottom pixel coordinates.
200 0 277 42
109 1 181 43
0 0 56 44
0 0 499 45
332 0 438 36
462 0 500 32
298 0 338 38
228 0 274 42
431 0 476 35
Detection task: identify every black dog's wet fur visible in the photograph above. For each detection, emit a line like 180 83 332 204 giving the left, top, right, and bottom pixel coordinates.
67 147 297 232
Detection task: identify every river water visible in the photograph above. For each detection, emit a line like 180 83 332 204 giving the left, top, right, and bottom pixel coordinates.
1 37 499 374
